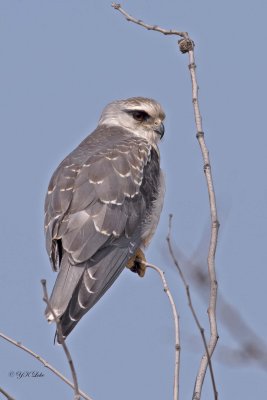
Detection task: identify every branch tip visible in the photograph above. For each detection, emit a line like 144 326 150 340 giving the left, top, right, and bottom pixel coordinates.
111 3 121 10
112 3 187 38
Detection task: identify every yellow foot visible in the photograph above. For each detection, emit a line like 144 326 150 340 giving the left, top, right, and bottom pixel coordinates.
126 248 147 278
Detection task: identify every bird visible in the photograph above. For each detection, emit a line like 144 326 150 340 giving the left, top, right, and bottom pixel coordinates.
44 97 166 341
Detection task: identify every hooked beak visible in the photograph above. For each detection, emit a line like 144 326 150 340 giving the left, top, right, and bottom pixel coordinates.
154 122 165 139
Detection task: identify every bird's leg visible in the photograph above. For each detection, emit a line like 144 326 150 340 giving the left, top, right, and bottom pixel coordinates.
126 248 147 277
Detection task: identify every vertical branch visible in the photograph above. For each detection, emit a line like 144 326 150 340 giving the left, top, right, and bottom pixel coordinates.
179 39 219 400
145 262 180 400
41 280 80 400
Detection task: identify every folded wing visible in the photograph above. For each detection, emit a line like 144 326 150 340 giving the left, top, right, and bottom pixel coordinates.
44 126 160 339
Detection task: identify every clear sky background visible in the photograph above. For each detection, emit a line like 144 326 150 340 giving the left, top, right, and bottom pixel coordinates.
1 1 267 399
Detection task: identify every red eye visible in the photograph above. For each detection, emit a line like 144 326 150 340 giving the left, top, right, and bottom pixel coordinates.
132 111 149 122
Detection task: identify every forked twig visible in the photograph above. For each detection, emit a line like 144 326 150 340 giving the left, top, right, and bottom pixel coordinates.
41 279 80 400
0 330 92 400
167 215 217 399
145 262 180 400
112 4 219 400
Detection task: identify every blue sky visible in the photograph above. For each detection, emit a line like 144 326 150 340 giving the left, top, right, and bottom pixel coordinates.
1 1 267 399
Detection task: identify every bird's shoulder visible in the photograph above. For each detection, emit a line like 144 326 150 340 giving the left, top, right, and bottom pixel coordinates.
45 126 153 211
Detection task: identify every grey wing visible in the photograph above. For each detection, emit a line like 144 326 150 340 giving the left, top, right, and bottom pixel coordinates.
44 127 156 339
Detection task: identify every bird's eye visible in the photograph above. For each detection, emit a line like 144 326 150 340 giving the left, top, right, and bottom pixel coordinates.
131 110 149 122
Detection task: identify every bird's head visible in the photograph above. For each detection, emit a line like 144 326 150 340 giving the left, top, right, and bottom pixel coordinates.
98 97 165 147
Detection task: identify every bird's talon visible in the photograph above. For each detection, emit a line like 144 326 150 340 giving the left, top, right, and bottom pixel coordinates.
126 248 147 277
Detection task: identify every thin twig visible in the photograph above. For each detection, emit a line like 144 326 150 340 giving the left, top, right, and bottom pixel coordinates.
41 279 80 400
167 215 217 399
111 3 186 38
144 261 180 400
0 386 15 400
112 4 219 399
0 330 93 400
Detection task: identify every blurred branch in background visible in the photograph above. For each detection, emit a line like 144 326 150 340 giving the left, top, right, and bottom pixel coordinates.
169 234 267 370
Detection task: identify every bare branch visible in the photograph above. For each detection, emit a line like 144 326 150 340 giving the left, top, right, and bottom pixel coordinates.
167 215 217 399
0 386 15 400
111 3 186 38
185 46 219 400
41 279 80 400
145 261 180 400
0 330 93 400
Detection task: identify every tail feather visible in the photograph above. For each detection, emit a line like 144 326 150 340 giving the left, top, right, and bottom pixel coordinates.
58 246 129 340
45 253 85 321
